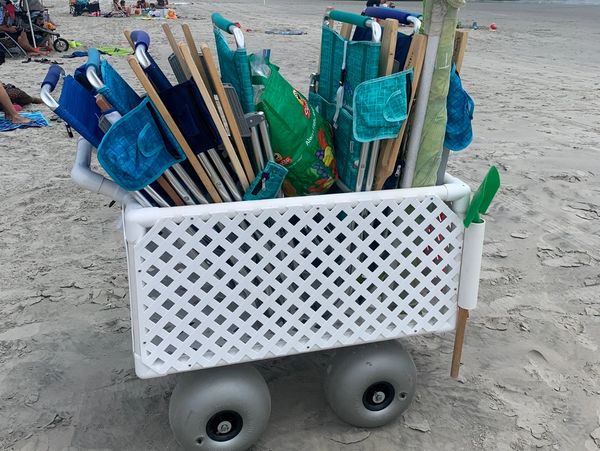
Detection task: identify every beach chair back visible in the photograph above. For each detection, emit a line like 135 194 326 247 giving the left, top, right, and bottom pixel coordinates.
211 13 255 114
40 64 104 147
85 48 141 115
354 8 422 70
311 11 383 191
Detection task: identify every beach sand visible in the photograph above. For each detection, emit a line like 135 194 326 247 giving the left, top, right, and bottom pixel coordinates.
1 0 600 449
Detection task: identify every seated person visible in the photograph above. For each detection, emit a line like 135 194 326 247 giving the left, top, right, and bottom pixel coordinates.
0 81 30 124
0 5 46 54
156 0 168 8
3 0 16 25
136 0 147 9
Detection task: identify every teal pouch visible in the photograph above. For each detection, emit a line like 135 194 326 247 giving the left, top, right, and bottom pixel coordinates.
352 69 413 142
97 97 185 191
243 161 288 201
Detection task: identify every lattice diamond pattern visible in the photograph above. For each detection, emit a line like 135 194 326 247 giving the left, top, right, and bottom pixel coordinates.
131 196 464 375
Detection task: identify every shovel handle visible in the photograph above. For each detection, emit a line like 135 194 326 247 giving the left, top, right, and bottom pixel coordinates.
211 13 236 33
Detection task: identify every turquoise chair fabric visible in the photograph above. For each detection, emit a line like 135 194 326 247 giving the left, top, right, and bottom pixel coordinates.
353 69 412 142
98 60 141 116
214 28 255 114
97 98 185 191
314 25 380 190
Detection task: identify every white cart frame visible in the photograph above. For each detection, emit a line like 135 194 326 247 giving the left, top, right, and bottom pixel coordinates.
71 138 484 380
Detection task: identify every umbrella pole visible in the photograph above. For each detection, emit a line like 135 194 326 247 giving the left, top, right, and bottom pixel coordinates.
24 0 37 49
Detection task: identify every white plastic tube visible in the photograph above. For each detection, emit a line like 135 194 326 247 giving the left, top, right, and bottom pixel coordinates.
124 176 470 232
71 138 131 205
457 220 485 310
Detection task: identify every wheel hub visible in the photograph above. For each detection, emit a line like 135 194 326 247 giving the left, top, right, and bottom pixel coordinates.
362 382 395 411
206 410 243 442
372 391 386 404
217 421 232 434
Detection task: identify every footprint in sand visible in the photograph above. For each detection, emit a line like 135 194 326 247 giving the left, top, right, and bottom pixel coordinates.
525 350 566 392
554 316 598 351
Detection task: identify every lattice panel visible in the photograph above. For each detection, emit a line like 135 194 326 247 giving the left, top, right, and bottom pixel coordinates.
130 196 464 376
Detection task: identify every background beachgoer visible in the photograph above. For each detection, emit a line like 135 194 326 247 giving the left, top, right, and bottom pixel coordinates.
0 81 30 124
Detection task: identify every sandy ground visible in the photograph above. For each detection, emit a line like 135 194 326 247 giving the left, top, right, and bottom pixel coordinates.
1 0 600 450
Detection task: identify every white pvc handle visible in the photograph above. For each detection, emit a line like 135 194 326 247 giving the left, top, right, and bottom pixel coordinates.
71 138 132 205
457 220 485 310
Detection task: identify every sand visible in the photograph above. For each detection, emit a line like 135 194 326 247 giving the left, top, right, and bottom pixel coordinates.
1 0 600 449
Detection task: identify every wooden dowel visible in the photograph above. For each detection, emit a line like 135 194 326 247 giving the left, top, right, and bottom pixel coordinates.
157 175 185 206
162 23 191 81
450 307 469 378
199 43 255 182
181 23 213 96
179 42 250 190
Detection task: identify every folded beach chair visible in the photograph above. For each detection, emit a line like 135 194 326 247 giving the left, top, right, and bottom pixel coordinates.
201 18 286 198
356 8 422 71
211 13 255 114
310 10 411 192
0 32 27 58
84 48 207 206
39 64 181 208
131 30 254 203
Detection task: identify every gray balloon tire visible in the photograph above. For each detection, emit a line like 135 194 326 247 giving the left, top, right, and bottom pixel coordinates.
169 364 271 451
324 340 417 428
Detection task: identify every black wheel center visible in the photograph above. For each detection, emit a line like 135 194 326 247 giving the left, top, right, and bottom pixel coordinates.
362 381 395 411
206 410 243 442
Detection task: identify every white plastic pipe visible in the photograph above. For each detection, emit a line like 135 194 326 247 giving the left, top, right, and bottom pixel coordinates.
124 175 470 233
24 0 36 49
71 138 132 205
457 220 485 310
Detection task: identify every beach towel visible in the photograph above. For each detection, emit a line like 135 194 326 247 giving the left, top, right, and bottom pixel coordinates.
96 47 131 57
0 112 49 131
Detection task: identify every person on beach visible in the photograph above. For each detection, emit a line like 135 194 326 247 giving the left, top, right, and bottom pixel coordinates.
3 82 42 106
0 82 31 124
0 4 47 54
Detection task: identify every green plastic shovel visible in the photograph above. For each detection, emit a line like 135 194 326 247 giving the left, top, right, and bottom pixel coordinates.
463 166 500 228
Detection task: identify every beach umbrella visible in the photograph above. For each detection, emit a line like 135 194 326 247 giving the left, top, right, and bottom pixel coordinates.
399 0 465 188
22 0 37 48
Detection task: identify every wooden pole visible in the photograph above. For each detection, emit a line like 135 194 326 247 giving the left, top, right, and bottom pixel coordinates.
373 33 427 190
178 42 250 190
123 29 134 48
449 31 471 378
181 24 213 96
162 23 191 81
378 19 398 77
127 56 223 203
198 43 255 182
450 307 469 378
156 176 185 206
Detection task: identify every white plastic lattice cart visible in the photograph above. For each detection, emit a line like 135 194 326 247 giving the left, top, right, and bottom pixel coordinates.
71 138 486 451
